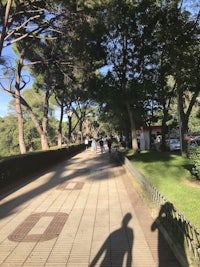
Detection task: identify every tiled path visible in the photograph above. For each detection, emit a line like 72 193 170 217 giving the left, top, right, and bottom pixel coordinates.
0 148 182 267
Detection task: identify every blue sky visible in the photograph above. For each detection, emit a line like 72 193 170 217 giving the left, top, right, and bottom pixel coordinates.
0 0 198 117
0 93 13 117
0 46 17 117
0 46 65 121
0 46 35 117
0 45 109 118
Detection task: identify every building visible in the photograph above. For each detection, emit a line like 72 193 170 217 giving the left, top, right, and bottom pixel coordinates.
138 126 162 150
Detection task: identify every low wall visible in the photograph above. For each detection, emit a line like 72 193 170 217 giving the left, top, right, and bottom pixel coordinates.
117 152 200 267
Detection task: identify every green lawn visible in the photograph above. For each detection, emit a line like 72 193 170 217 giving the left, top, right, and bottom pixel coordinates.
124 150 200 229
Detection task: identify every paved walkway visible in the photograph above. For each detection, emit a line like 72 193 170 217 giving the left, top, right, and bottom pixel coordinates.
0 148 182 267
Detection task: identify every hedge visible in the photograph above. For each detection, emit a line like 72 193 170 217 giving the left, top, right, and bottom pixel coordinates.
188 146 200 180
0 144 84 190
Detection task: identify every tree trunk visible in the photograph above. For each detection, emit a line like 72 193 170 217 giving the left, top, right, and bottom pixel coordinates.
177 87 199 157
20 96 50 150
41 116 49 150
178 90 199 157
177 88 187 157
16 90 26 154
41 133 49 150
41 89 50 150
15 51 26 154
83 119 90 136
0 0 12 56
57 133 62 148
177 89 187 156
68 115 72 142
58 103 64 148
29 110 49 150
126 102 138 152
79 119 83 143
161 106 168 151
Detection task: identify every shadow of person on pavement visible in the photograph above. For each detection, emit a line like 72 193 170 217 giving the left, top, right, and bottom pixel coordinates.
151 202 189 267
89 213 134 267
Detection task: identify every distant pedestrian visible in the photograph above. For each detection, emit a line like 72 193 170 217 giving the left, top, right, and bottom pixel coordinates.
84 137 89 150
99 138 104 153
107 138 112 153
91 138 97 153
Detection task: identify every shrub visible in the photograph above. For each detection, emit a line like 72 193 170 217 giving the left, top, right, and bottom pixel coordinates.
188 146 200 180
0 144 84 190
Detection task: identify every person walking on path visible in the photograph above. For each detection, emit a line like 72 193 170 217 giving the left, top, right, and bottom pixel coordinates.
84 136 89 150
99 138 105 153
107 138 112 153
91 138 97 153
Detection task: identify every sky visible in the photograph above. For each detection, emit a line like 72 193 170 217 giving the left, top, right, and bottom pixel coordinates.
0 46 17 117
0 0 198 118
0 93 13 117
0 46 36 117
0 45 110 119
0 46 67 121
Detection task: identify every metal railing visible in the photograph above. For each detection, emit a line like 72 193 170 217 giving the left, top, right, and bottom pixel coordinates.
118 153 200 267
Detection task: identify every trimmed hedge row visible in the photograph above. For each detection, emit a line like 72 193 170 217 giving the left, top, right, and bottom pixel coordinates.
0 144 84 189
189 146 200 180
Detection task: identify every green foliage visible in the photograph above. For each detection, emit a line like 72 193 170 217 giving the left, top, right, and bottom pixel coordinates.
0 86 60 157
1 0 199 157
48 117 60 146
188 105 200 133
189 147 200 180
0 144 84 190
125 150 200 228
0 115 20 156
22 88 44 117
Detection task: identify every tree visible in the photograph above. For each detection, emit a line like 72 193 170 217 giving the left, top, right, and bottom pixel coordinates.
22 87 57 150
92 0 159 152
0 0 64 56
0 47 29 154
162 1 200 156
0 114 19 157
1 0 108 153
134 0 200 154
0 1 67 152
14 48 27 153
1 0 199 157
48 0 107 145
188 98 200 133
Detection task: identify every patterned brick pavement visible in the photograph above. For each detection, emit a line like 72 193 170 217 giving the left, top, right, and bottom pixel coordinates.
0 148 182 266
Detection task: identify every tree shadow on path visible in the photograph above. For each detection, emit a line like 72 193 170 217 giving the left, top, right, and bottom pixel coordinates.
89 213 134 267
151 202 188 267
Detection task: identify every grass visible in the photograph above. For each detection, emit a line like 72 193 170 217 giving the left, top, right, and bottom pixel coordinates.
124 150 200 229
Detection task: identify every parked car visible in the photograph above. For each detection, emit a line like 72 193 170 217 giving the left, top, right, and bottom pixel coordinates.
188 139 199 149
194 136 200 146
166 139 181 151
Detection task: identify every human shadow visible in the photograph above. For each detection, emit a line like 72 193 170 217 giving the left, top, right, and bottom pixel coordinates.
151 202 189 267
89 213 134 267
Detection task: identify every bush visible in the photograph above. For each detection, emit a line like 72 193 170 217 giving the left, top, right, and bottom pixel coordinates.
0 144 84 190
188 146 200 180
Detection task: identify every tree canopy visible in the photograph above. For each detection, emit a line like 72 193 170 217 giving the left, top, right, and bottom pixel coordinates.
0 0 199 156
